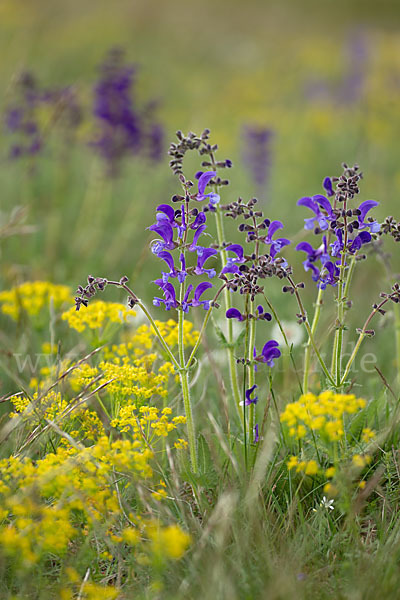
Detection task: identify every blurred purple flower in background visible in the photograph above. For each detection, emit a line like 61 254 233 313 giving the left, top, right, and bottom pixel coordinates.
4 71 82 160
241 125 274 195
92 47 164 174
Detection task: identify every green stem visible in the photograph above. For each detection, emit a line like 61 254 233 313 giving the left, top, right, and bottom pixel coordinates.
248 300 256 435
303 287 324 394
179 365 197 474
394 301 400 387
333 202 349 387
178 282 198 473
214 206 242 414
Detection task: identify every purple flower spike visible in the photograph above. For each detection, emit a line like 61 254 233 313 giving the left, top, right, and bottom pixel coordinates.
258 340 281 367
194 248 217 278
245 384 258 405
323 177 334 197
226 308 244 321
253 423 260 443
192 281 213 310
357 200 380 233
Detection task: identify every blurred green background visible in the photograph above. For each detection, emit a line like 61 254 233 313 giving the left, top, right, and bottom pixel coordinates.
1 0 400 387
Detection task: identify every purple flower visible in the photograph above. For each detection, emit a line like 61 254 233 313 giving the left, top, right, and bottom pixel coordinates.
348 230 371 253
92 48 164 174
158 251 178 282
357 200 380 233
323 177 334 197
181 282 214 313
194 248 217 278
226 308 244 321
255 340 281 367
189 223 208 252
253 424 260 444
156 204 176 225
196 171 220 206
220 244 245 275
297 195 334 231
330 228 344 258
264 221 291 258
242 125 274 190
296 237 330 282
243 384 258 406
153 280 179 310
190 211 206 230
178 253 187 283
149 221 176 252
319 261 340 289
178 204 187 239
256 305 272 321
192 282 213 310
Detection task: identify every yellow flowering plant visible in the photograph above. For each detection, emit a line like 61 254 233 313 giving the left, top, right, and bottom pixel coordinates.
0 289 195 595
281 390 379 498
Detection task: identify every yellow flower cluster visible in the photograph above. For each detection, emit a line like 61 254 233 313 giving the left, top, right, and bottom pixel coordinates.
62 300 135 332
0 281 72 320
287 456 319 476
148 522 192 560
71 353 174 402
111 404 186 440
131 319 199 354
280 391 368 442
10 390 69 423
0 433 190 568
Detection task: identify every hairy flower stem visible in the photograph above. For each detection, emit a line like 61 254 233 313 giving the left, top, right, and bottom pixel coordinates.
214 206 242 416
303 287 324 393
333 201 349 387
248 299 256 434
178 280 198 474
394 302 400 386
340 297 390 386
243 297 250 468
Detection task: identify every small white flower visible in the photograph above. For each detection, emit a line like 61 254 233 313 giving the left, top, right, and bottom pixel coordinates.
320 496 334 510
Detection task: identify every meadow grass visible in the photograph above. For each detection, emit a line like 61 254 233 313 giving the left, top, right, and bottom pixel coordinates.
2 1 400 598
